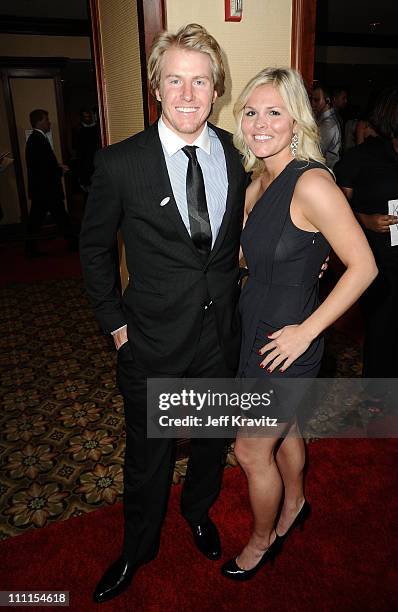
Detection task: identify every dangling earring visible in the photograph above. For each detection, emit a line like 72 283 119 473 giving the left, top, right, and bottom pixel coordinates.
290 133 299 157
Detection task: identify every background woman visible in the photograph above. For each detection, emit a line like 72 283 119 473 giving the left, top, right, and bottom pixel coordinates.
221 68 377 581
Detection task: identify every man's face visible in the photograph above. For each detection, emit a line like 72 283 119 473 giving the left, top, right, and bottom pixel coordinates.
37 114 51 133
155 47 217 143
311 88 328 118
333 91 348 111
82 111 93 125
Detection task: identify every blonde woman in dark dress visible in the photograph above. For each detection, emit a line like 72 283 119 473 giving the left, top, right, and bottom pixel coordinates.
221 68 377 581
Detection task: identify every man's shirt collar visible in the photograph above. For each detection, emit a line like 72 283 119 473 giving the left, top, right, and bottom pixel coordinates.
320 108 334 120
158 116 211 156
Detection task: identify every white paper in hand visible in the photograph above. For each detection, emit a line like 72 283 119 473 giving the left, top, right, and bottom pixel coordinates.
388 200 398 246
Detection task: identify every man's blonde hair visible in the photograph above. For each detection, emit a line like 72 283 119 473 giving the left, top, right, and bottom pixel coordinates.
233 67 324 174
148 23 225 97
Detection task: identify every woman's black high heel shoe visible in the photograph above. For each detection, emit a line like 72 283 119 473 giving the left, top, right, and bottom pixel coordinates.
276 499 311 541
221 532 283 581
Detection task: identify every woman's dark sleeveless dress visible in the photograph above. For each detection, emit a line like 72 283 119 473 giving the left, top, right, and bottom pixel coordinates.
239 159 331 421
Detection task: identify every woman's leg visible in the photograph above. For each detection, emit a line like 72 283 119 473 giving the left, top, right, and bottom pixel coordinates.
274 421 306 536
233 432 283 569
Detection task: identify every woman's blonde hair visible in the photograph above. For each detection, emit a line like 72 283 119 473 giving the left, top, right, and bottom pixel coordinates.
148 23 225 97
233 67 324 174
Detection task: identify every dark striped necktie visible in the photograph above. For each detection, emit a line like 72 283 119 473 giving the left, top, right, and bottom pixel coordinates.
182 145 212 259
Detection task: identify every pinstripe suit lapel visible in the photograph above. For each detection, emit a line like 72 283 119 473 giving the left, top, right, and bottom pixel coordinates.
138 122 202 262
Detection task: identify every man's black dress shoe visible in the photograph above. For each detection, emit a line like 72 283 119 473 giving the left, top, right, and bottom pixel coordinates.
93 556 138 603
190 517 221 560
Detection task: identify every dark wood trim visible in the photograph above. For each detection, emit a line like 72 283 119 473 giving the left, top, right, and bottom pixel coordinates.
136 1 150 128
1 70 28 222
54 75 69 166
316 31 398 49
0 65 65 78
88 0 108 146
0 15 90 37
291 0 317 88
137 0 166 125
0 57 68 69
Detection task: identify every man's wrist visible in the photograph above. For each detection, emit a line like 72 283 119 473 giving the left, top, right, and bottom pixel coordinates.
111 325 128 350
111 324 127 336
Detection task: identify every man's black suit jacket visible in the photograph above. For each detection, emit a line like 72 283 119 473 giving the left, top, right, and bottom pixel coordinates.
80 121 247 373
25 130 64 201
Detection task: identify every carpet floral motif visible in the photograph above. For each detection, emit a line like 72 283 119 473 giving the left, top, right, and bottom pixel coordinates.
0 279 125 539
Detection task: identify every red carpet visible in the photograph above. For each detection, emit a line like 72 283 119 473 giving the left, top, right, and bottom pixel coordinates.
2 439 397 612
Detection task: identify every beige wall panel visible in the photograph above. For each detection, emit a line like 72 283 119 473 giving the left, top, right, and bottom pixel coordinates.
9 78 63 211
97 0 144 144
0 82 20 224
96 0 145 287
0 34 91 59
166 0 293 132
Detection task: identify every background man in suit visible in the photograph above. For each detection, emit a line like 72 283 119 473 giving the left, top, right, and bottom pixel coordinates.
72 108 101 200
311 84 342 169
25 109 77 256
80 24 247 604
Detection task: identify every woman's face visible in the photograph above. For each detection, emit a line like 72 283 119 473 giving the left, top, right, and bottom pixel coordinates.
241 83 296 164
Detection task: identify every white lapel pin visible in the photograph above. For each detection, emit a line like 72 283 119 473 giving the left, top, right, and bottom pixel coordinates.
160 197 171 207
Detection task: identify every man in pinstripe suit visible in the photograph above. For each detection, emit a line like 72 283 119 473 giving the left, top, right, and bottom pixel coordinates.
80 24 247 603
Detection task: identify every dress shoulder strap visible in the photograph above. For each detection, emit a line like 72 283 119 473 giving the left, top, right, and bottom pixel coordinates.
285 159 334 190
290 158 331 177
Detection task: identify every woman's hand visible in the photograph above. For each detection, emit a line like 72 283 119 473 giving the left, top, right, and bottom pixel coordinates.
258 324 314 373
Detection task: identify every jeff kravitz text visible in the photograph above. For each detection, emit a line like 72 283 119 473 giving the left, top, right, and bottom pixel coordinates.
158 415 278 427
